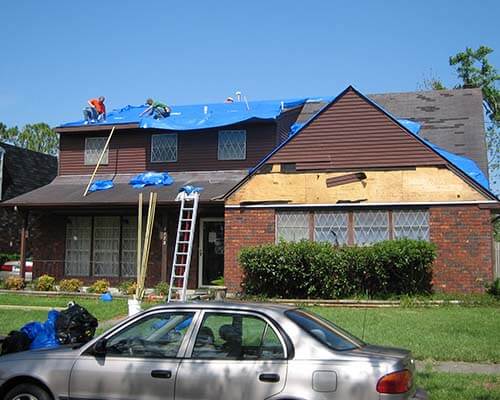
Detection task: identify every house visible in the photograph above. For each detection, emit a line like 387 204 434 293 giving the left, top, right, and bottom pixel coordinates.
3 86 498 294
0 142 57 253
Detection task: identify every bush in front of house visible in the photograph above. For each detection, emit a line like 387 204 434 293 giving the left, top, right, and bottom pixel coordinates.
239 239 436 299
154 281 169 297
34 274 56 291
59 278 83 292
5 276 25 290
118 280 137 295
87 279 110 294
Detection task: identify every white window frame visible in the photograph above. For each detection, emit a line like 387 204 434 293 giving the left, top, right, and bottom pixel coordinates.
314 211 349 245
84 137 108 165
353 210 389 246
218 130 247 160
393 209 430 241
65 216 92 276
276 211 310 243
151 133 178 163
92 216 120 277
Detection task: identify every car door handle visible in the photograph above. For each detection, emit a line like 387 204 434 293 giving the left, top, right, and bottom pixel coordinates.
151 370 172 379
259 373 280 383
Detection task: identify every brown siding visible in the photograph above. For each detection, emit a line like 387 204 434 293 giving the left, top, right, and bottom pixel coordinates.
268 88 446 170
59 123 277 175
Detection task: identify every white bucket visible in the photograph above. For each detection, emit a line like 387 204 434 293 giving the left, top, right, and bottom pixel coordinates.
128 298 142 316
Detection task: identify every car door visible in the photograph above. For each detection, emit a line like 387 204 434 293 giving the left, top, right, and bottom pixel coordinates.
69 310 197 400
175 310 288 400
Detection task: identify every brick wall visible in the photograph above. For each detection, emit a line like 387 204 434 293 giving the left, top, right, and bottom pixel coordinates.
0 208 21 253
224 208 275 292
430 205 493 293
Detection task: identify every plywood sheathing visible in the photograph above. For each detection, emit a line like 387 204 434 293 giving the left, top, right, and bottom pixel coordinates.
226 166 488 205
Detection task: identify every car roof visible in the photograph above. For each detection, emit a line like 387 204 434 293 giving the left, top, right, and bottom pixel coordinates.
147 300 296 314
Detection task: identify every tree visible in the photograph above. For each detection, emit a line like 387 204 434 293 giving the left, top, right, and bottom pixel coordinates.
0 122 58 156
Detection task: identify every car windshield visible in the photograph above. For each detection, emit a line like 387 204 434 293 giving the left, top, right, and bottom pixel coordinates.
286 309 364 351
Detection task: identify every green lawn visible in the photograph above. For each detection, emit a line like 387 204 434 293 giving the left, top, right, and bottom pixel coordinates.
416 372 500 400
308 306 500 363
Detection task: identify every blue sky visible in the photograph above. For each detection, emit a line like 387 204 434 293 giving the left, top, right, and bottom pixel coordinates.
1 0 498 128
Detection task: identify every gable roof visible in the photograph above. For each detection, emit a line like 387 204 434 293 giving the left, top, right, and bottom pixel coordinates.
0 142 57 201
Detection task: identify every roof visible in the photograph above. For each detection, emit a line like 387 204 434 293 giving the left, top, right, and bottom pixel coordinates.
1 170 247 208
0 142 57 201
298 88 488 176
57 99 307 132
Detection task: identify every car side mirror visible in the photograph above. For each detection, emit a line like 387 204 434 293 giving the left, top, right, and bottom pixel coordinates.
93 338 107 356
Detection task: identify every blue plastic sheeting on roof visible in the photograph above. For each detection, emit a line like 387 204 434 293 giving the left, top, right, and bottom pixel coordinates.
179 185 203 195
129 172 174 189
59 99 307 131
21 310 60 350
289 122 305 136
89 180 114 192
396 119 490 190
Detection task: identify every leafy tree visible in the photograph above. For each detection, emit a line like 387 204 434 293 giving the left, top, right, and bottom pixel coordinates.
0 122 58 156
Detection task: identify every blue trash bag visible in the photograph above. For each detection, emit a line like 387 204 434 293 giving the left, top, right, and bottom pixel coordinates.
100 292 113 302
129 172 174 188
21 310 60 350
179 185 203 195
89 180 114 192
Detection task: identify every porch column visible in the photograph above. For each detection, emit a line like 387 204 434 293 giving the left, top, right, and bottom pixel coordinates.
160 213 168 282
19 210 28 280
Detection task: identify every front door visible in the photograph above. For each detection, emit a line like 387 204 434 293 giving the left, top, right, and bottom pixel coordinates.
199 219 224 286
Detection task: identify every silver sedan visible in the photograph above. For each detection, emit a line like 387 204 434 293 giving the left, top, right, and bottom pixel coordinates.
0 301 427 400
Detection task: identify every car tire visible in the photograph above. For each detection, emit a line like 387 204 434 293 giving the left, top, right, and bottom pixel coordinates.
5 383 52 400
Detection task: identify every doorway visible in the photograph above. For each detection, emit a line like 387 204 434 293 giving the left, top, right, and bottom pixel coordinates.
199 218 224 287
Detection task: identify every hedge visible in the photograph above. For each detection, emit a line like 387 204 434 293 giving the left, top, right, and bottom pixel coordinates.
239 239 436 298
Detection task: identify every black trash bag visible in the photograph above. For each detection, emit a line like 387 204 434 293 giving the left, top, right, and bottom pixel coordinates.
1 330 32 355
55 302 98 345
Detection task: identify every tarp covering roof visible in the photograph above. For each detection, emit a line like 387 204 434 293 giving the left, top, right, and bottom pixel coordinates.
59 99 307 131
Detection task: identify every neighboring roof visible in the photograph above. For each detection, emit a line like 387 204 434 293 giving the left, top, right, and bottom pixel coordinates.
58 99 306 132
296 88 488 176
2 170 247 208
0 142 57 201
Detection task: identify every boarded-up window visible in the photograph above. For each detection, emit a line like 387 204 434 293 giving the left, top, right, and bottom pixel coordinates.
276 212 309 242
121 216 138 277
85 137 108 165
218 130 246 160
354 211 389 245
65 217 92 276
93 216 120 277
151 134 177 162
393 210 429 240
314 212 349 245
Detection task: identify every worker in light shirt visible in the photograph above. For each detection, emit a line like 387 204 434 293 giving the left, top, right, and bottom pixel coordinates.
83 96 106 124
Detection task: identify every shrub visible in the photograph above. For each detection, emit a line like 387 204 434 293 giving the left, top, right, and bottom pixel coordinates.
118 280 137 295
87 279 110 294
486 278 500 297
59 278 83 292
33 274 56 291
0 253 20 265
5 276 25 290
239 239 436 299
154 281 169 296
210 276 225 286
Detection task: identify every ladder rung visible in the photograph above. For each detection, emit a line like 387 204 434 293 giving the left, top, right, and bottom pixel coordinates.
178 241 189 244
176 252 189 255
171 286 184 290
179 229 191 232
180 218 193 222
173 274 185 279
173 263 187 266
183 208 194 211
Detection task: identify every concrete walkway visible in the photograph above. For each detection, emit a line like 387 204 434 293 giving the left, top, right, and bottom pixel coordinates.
416 360 500 374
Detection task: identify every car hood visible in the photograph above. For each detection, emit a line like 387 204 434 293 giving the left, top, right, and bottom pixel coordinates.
0 344 82 362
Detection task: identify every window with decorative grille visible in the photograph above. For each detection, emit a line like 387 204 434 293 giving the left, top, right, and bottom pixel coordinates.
65 217 92 276
84 137 108 165
93 216 120 277
276 212 309 242
151 134 177 162
354 210 389 245
218 130 246 160
314 212 349 245
393 210 429 240
121 216 138 277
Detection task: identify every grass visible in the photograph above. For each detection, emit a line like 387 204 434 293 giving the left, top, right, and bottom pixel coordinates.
416 372 500 400
308 306 500 363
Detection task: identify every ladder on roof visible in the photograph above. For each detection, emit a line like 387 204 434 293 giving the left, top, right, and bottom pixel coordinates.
167 191 200 302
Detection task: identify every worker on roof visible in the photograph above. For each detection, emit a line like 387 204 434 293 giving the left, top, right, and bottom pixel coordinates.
83 96 106 124
139 98 171 119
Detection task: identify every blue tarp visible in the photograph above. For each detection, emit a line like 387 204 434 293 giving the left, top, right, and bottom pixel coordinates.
179 185 203 195
89 180 114 192
59 99 308 131
129 172 174 188
397 119 490 190
21 310 60 350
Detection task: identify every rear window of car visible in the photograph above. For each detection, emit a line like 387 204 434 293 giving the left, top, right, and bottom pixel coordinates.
285 309 364 351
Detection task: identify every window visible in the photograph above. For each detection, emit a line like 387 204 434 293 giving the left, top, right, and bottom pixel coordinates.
106 312 194 359
218 130 246 160
121 216 138 277
192 312 284 360
286 309 363 351
93 217 120 276
85 137 108 165
276 212 309 242
151 134 177 162
314 212 348 245
354 210 389 245
65 217 92 276
393 210 429 240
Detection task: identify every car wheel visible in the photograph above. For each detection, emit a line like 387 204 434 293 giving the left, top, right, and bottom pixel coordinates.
5 383 52 400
